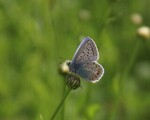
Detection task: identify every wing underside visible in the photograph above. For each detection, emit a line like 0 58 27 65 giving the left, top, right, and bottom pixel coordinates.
71 37 99 64
76 62 104 82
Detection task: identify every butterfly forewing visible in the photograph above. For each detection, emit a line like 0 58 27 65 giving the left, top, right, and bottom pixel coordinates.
71 37 99 64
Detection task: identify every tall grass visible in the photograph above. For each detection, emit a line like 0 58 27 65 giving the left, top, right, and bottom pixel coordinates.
0 0 150 120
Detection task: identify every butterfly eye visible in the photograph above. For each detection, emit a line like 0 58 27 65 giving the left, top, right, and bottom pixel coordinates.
66 61 71 66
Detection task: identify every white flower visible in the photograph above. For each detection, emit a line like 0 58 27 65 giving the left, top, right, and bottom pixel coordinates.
137 26 150 39
60 60 70 73
131 13 143 25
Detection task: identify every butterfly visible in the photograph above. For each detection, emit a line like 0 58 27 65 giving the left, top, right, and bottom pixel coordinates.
67 37 104 83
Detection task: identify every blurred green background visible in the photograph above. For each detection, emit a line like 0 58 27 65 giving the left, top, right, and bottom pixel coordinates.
0 0 150 120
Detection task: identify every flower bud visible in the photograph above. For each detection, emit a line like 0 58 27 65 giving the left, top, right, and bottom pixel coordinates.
131 13 142 25
59 60 70 74
66 74 80 90
137 26 150 40
79 9 90 21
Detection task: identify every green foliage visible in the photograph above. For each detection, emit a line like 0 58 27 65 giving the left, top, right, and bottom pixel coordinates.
0 0 150 120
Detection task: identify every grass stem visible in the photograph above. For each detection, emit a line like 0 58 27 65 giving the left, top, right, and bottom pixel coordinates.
50 88 71 120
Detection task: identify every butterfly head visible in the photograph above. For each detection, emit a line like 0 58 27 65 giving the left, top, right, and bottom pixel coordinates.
66 60 71 67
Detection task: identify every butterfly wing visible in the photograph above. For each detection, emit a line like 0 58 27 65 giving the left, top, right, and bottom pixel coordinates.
76 62 104 82
71 37 99 64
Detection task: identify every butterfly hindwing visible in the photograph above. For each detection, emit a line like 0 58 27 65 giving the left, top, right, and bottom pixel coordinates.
76 62 104 82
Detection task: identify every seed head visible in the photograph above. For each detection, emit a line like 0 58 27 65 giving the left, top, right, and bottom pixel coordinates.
66 74 81 90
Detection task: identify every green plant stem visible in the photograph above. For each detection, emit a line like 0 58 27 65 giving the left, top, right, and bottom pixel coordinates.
122 39 141 82
118 39 141 97
110 39 141 120
61 81 66 120
50 88 71 120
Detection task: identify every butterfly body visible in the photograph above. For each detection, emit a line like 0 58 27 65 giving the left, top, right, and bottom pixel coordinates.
68 37 104 83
